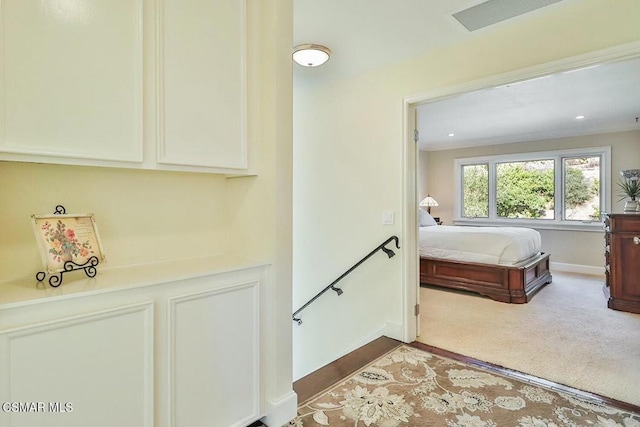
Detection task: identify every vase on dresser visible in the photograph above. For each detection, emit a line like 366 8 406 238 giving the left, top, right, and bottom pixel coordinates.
623 199 638 212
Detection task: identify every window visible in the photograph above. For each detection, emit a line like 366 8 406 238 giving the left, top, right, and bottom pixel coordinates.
462 164 488 218
455 147 610 230
496 159 554 219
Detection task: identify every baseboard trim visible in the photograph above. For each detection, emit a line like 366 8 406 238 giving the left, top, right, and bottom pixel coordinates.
294 322 403 381
379 321 403 342
262 390 298 427
293 336 402 404
550 262 605 277
343 322 403 360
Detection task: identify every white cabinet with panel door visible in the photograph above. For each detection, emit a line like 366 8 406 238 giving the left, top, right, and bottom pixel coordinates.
0 0 250 175
0 257 266 427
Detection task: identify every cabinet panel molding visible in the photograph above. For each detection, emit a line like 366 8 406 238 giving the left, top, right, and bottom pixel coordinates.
167 280 260 427
0 0 144 163
157 0 248 170
0 302 154 427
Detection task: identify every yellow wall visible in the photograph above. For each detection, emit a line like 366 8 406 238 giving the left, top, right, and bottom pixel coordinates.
0 1 293 284
0 0 295 417
227 0 295 401
293 0 640 378
0 162 229 281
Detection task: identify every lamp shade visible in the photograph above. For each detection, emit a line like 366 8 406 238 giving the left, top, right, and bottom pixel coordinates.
419 196 439 208
292 44 331 67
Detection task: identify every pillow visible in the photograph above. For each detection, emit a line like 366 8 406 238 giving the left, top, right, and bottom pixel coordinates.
419 209 437 227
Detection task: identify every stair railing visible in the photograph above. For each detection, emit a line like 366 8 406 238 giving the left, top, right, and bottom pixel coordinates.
292 235 400 325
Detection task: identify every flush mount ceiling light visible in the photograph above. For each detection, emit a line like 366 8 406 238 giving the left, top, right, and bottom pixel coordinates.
292 44 331 67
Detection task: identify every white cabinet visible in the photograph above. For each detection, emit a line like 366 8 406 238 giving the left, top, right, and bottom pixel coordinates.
158 0 247 170
0 303 154 427
0 259 265 427
0 0 249 174
168 283 259 426
0 0 144 163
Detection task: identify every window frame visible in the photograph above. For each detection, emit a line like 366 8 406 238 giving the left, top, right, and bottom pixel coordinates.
453 146 611 231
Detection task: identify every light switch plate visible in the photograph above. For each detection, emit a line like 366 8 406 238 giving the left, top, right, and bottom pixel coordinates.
382 211 395 225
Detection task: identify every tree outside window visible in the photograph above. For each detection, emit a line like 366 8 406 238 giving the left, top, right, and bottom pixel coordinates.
496 160 554 219
462 164 488 218
456 147 608 229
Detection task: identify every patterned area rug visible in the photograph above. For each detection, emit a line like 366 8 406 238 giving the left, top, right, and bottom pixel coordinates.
286 345 640 426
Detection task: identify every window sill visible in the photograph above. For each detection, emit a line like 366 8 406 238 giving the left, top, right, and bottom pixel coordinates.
453 218 605 232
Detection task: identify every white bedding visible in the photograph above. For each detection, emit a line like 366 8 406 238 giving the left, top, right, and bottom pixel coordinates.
419 225 542 266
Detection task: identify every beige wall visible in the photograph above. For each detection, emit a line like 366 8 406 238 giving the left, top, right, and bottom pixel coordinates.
293 0 640 378
423 130 640 268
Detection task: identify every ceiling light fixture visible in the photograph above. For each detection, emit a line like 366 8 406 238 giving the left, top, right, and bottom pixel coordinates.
292 44 331 67
448 133 455 137
576 115 585 120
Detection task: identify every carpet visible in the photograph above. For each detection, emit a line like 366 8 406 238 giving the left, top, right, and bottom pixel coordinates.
286 345 639 426
419 272 640 406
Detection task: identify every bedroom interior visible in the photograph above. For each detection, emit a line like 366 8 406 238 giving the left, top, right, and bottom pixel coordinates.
416 54 640 277
414 51 640 406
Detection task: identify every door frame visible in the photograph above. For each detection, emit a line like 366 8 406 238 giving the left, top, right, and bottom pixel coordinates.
401 40 640 342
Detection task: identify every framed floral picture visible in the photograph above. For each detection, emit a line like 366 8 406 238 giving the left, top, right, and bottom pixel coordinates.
32 213 106 274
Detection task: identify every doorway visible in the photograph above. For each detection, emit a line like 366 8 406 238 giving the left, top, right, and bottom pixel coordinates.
402 42 640 341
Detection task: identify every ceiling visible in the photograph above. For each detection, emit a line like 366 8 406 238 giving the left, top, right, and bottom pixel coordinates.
293 0 640 150
293 0 482 83
417 57 640 151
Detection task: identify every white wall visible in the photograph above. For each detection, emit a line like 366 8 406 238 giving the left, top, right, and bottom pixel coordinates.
292 0 640 380
423 130 640 271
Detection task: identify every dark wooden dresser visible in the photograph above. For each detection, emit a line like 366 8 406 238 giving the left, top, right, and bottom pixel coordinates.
603 212 640 313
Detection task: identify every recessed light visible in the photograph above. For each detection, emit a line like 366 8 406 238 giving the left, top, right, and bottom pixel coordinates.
576 115 585 120
448 133 455 137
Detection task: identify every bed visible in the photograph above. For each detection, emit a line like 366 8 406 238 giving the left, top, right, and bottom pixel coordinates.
418 213 552 303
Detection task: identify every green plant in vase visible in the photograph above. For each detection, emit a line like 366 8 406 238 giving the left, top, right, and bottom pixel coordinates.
617 169 640 212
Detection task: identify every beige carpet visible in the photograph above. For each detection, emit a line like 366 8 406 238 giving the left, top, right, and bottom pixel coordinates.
287 345 640 426
418 272 640 406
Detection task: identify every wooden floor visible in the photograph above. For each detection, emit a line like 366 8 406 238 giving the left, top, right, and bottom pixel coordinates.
294 336 402 404
292 336 640 415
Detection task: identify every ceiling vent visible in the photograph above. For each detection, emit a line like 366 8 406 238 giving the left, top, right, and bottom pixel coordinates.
453 0 563 32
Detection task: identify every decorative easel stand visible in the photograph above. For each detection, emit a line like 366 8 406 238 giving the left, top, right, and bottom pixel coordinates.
36 256 100 288
34 205 101 288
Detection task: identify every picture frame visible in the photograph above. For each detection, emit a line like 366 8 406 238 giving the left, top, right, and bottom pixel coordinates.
31 213 106 274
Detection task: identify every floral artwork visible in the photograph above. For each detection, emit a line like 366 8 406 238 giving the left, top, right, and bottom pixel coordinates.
41 219 94 262
287 346 640 427
32 214 105 273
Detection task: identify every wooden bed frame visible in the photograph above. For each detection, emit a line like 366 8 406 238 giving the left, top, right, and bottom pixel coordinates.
420 252 552 303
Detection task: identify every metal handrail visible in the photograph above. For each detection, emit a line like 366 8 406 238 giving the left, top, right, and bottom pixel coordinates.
292 235 400 325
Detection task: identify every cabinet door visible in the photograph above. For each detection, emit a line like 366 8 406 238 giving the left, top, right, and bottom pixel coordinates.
158 0 247 170
0 0 143 162
0 303 154 427
168 280 259 427
612 233 640 302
